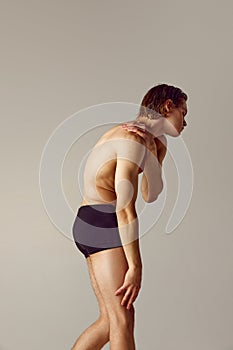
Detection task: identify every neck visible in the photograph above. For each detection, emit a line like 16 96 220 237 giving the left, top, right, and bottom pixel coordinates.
136 115 166 137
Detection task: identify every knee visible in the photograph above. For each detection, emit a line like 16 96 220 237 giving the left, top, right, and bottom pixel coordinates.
126 304 135 326
127 304 135 319
110 305 135 330
98 313 110 334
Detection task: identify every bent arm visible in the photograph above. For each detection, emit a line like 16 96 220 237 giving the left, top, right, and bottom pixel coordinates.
140 142 163 203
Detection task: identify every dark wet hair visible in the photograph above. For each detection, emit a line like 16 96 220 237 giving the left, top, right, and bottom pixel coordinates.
136 83 188 119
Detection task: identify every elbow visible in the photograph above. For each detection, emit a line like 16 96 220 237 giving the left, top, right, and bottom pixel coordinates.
142 182 163 203
115 199 137 219
116 205 138 224
141 189 158 203
143 194 158 203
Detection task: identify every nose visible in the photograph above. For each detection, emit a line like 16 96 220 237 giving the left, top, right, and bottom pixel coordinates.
183 120 187 127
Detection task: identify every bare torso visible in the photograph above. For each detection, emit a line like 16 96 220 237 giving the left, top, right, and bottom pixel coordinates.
81 124 143 207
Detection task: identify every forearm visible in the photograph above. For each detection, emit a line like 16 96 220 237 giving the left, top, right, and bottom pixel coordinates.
154 136 167 166
141 147 163 202
116 210 142 268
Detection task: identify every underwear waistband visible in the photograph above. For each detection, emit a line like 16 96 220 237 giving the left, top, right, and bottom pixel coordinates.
77 203 118 228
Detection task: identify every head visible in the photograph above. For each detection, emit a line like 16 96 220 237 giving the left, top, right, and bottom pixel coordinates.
136 83 188 136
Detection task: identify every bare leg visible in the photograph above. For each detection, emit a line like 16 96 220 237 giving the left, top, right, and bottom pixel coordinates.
71 256 110 350
89 247 136 350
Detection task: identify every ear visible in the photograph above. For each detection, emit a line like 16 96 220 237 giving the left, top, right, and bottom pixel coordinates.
164 99 174 113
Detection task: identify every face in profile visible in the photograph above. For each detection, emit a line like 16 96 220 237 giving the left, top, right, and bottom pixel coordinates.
163 98 188 137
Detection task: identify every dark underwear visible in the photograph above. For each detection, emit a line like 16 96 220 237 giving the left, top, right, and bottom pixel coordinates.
72 203 123 258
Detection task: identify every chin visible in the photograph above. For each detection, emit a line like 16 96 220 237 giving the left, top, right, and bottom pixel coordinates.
164 119 181 137
166 129 180 137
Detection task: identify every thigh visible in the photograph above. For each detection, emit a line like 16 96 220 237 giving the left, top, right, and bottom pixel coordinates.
86 256 109 319
89 247 133 321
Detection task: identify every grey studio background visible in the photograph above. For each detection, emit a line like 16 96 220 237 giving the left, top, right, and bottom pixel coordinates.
1 1 232 349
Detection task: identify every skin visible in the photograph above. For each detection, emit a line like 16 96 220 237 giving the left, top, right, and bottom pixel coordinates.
71 98 188 350
162 98 188 135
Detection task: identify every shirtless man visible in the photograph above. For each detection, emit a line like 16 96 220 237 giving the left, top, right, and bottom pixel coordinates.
71 84 188 350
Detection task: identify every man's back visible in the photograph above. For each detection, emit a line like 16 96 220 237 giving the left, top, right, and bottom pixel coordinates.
81 124 145 207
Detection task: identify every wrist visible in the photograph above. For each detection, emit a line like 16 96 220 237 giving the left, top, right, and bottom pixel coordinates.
128 262 142 270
